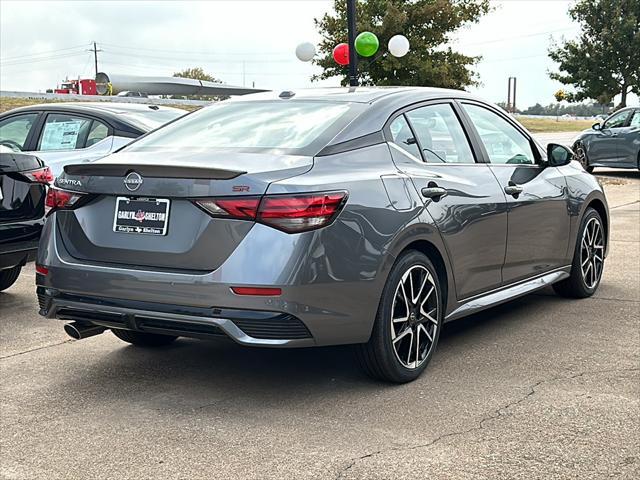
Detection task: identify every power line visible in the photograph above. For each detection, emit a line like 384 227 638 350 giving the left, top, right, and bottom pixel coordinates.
0 51 88 67
98 41 290 57
0 43 91 62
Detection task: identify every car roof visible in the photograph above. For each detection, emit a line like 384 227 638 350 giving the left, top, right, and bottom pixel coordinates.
3 102 183 115
233 86 473 104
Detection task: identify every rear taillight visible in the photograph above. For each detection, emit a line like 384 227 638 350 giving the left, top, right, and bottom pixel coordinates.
45 188 85 210
23 166 53 184
194 191 348 233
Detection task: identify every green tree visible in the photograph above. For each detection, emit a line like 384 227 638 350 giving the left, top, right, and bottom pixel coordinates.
549 0 639 108
313 0 490 88
172 67 226 101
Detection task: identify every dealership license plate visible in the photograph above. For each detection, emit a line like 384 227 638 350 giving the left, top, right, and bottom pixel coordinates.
113 197 170 236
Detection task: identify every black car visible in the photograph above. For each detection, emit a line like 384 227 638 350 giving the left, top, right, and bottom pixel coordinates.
0 151 50 291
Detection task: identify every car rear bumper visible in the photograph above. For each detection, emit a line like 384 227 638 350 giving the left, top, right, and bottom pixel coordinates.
37 288 315 347
0 239 39 270
36 214 387 347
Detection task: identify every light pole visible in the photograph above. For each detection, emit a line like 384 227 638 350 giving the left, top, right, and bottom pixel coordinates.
346 0 358 87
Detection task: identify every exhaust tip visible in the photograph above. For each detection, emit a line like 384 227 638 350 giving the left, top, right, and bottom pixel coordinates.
63 322 106 340
63 323 82 340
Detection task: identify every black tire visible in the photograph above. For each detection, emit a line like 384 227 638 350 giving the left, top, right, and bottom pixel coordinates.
0 266 21 292
553 208 605 298
111 328 178 347
574 142 594 173
356 250 443 383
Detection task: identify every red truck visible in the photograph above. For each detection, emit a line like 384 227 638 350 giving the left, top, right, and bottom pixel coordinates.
53 78 97 95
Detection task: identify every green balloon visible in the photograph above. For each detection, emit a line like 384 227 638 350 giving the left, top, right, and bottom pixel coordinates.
355 31 379 57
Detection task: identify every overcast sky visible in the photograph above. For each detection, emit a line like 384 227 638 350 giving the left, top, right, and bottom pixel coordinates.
1 0 637 108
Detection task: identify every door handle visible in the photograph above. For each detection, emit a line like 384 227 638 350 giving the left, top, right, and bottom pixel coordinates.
611 132 618 137
504 183 523 197
421 183 448 200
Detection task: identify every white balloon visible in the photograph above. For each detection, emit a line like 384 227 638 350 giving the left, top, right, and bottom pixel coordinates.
388 35 410 58
295 42 316 62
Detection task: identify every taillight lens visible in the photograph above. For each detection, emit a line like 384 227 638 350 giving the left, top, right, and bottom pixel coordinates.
258 192 348 232
45 188 85 210
23 166 53 184
194 191 348 233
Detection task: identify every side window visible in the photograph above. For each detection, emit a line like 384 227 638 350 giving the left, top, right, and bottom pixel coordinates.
406 104 475 163
86 120 109 147
0 113 38 152
463 104 536 165
603 110 630 129
628 110 640 128
38 114 95 151
389 115 421 159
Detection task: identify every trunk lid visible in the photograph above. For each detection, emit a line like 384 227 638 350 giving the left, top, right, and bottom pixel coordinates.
54 150 312 271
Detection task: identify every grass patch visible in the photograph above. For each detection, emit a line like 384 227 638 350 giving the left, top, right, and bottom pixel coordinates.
516 116 594 133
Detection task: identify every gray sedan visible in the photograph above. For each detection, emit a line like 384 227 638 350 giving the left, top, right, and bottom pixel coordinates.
572 106 640 172
36 87 609 383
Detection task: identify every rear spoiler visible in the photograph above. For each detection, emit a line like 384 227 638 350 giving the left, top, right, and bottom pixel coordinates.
63 163 246 180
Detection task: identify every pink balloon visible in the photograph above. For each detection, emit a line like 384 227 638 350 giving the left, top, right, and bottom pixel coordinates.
333 43 349 66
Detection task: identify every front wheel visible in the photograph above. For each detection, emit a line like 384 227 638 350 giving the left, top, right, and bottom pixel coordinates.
574 142 594 173
553 208 605 298
111 329 178 347
356 251 442 383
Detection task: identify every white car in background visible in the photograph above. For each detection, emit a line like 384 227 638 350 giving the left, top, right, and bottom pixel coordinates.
0 102 186 177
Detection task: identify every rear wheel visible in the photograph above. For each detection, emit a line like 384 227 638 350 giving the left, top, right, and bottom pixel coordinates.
553 208 605 298
574 142 594 173
111 329 178 347
356 251 442 383
0 266 21 292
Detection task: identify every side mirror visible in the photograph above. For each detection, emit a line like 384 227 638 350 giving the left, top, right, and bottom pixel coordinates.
592 122 602 131
547 143 573 167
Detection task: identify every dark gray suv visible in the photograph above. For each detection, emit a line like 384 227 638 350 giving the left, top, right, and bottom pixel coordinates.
36 87 609 383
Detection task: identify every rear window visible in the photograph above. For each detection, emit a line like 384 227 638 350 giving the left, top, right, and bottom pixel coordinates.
124 101 357 154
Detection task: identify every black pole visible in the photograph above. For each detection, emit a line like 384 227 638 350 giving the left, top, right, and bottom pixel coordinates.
346 0 358 87
93 42 99 78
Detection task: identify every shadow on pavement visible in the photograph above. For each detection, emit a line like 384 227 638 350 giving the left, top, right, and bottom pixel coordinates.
43 292 561 409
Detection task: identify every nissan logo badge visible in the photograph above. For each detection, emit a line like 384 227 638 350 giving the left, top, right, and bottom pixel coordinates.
124 172 143 192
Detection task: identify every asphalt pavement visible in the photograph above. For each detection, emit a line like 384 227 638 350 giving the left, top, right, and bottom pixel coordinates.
1 169 638 480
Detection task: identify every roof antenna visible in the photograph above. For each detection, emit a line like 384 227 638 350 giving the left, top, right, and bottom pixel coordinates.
279 91 296 99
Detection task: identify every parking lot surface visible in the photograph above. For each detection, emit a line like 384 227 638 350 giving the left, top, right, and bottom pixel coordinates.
1 170 638 480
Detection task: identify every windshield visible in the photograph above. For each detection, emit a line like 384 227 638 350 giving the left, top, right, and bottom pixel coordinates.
124 101 356 154
120 108 186 131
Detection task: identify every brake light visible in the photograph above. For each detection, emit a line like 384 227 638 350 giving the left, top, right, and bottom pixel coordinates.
23 166 53 184
35 265 49 276
258 192 348 232
45 188 85 210
194 191 347 233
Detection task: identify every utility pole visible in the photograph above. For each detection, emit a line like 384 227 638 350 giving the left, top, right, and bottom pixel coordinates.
87 41 102 79
506 76 517 113
346 0 358 87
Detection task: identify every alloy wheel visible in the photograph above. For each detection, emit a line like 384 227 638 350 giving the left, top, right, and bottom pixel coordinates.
580 217 604 289
574 144 589 169
390 265 439 369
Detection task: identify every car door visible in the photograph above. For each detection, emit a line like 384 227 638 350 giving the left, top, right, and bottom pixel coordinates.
460 101 570 285
0 112 41 153
30 112 113 177
590 109 633 165
386 101 508 299
616 109 640 167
